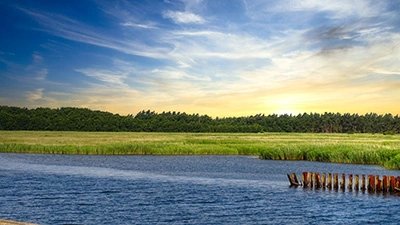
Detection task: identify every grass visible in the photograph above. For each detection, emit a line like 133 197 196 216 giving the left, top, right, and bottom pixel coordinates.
1 131 400 169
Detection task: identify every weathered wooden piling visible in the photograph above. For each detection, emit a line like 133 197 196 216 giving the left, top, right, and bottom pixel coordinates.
389 176 395 192
327 173 332 189
396 176 400 192
340 173 346 190
348 174 353 190
361 174 366 191
315 172 322 188
302 172 309 187
376 175 382 193
383 175 388 192
287 174 296 186
293 173 300 185
333 173 339 190
287 172 400 196
287 173 301 186
368 175 375 192
354 174 360 191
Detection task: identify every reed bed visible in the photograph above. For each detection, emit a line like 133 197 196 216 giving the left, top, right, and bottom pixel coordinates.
1 131 400 169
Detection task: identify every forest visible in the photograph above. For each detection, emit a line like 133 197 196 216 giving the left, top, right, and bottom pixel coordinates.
0 105 399 134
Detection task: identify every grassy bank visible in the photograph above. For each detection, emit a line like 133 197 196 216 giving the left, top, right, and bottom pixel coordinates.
1 131 400 169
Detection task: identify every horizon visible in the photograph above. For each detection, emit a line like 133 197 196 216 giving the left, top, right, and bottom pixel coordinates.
2 104 399 118
1 1 400 117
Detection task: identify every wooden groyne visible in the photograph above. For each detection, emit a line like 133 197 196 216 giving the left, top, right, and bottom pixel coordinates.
287 172 400 194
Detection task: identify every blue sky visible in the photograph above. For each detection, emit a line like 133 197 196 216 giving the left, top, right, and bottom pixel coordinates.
1 0 399 116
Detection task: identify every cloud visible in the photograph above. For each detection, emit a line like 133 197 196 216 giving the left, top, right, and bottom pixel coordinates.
32 53 43 63
271 0 384 19
120 22 157 29
27 88 44 101
163 29 274 70
17 7 170 59
34 68 48 81
21 53 48 81
305 26 352 41
75 68 128 86
162 10 205 24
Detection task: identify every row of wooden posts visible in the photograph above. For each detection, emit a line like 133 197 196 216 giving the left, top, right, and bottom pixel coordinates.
287 172 400 193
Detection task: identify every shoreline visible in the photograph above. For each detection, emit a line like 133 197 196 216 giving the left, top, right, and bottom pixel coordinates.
0 219 38 225
1 131 400 169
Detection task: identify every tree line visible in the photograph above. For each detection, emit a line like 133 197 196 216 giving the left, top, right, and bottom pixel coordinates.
0 106 399 133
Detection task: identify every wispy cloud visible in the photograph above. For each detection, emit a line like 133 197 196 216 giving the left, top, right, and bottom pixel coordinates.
75 68 128 87
32 53 43 63
27 88 44 102
27 53 48 81
162 10 205 24
34 68 47 81
17 7 170 59
270 0 384 19
120 22 157 29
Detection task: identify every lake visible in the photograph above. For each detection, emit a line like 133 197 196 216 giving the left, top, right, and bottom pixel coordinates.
1 154 400 224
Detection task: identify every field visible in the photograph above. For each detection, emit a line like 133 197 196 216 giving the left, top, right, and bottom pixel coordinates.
1 131 400 169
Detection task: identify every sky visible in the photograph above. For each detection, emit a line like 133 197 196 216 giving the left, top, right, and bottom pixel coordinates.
1 0 400 117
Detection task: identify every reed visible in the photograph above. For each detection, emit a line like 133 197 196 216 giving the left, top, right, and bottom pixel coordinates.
259 143 400 169
1 131 400 169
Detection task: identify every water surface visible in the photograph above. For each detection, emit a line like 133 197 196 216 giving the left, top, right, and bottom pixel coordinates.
0 154 399 224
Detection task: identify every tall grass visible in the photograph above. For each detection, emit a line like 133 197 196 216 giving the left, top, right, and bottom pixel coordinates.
1 131 400 169
258 143 400 169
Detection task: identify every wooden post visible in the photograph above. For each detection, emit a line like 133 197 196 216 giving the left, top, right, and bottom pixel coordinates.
348 174 353 190
302 172 309 187
287 174 292 185
333 173 339 190
293 173 300 184
354 174 359 190
361 174 366 191
322 173 326 188
389 176 395 192
315 173 321 188
327 173 332 189
383 175 388 193
340 173 346 190
395 176 400 192
287 173 301 186
368 175 375 192
376 175 382 193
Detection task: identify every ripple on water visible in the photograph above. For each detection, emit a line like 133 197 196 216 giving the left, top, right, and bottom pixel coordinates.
1 154 400 225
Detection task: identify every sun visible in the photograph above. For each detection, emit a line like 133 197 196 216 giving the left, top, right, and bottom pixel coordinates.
270 97 302 115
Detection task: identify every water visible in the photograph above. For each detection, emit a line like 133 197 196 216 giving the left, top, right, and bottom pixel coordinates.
1 154 400 225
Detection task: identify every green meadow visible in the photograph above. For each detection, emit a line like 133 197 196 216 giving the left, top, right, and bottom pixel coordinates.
1 131 400 169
